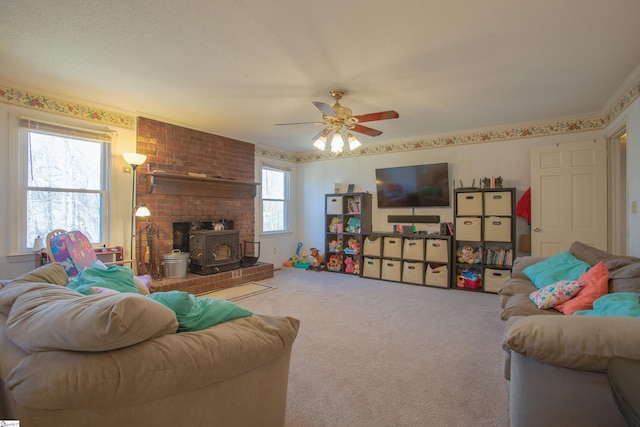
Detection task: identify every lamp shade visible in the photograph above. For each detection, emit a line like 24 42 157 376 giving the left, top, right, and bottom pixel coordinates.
123 152 147 166
135 203 151 217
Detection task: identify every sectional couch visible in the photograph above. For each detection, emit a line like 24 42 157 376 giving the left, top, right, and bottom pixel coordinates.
0 262 299 427
499 241 640 427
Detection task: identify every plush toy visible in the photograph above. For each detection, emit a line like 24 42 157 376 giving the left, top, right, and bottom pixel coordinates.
329 217 342 233
353 259 360 275
457 245 480 264
327 254 343 272
345 217 361 234
330 239 343 252
344 237 360 254
306 247 325 271
344 257 355 273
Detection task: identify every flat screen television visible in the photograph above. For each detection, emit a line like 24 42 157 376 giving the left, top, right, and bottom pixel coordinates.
375 163 450 208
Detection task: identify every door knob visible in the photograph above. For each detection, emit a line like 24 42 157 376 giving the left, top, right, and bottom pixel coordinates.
533 228 541 232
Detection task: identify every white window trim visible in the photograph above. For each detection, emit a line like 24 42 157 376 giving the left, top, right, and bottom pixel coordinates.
8 113 113 255
259 162 291 236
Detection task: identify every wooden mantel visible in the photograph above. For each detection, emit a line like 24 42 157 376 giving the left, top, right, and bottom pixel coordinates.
144 172 260 198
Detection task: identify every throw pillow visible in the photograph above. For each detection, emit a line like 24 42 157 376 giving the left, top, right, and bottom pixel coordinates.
555 261 609 315
574 292 640 317
523 251 590 289
529 280 584 309
3 282 178 352
147 291 252 332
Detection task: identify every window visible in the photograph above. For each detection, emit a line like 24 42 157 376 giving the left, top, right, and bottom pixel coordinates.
261 165 289 233
19 120 111 250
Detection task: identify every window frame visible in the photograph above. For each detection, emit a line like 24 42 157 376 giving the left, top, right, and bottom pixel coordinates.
10 116 112 254
260 163 290 235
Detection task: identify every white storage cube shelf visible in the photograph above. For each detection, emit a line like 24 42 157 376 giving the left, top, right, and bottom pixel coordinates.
363 257 381 279
362 236 382 257
381 259 402 282
484 217 511 242
483 268 511 293
455 217 481 241
402 261 424 285
484 191 512 216
456 192 483 215
425 264 449 288
402 238 424 260
383 237 402 258
326 196 343 215
425 239 449 262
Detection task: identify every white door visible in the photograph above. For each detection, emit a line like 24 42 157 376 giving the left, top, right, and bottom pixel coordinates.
530 140 607 256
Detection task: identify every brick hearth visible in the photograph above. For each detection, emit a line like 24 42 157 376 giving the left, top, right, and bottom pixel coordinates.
149 262 274 295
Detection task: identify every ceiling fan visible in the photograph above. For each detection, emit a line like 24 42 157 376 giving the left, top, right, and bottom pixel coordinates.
275 89 399 153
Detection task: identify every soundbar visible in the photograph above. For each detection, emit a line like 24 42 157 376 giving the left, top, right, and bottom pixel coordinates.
387 215 440 224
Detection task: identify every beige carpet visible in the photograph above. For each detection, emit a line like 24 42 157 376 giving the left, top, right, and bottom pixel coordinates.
199 282 275 301
235 268 510 427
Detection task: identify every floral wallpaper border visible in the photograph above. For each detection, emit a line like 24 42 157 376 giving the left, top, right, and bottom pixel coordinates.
0 86 135 130
261 73 640 163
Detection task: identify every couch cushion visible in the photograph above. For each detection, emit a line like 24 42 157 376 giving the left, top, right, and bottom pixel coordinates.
501 292 563 320
0 282 178 352
609 263 640 293
523 251 590 289
569 240 640 269
504 315 640 373
10 262 69 286
4 314 300 410
555 261 609 315
529 280 583 309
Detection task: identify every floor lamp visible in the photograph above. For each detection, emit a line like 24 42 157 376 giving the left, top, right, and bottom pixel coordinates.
123 153 147 262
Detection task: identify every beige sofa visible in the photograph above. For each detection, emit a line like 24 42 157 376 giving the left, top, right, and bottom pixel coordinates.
0 263 299 427
499 242 640 427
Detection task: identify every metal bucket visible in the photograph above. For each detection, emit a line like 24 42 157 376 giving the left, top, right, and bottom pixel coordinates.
163 249 190 279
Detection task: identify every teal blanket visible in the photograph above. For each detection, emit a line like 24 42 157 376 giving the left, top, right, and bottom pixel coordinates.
67 265 139 295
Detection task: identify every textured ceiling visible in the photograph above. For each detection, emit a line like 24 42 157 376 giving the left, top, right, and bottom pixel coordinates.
2 0 640 152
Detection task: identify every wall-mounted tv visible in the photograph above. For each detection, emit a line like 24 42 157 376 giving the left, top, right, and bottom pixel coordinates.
375 163 450 208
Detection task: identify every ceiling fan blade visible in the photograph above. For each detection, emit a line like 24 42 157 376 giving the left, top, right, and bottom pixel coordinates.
350 124 383 137
353 110 399 123
311 127 330 140
274 121 325 126
312 101 337 117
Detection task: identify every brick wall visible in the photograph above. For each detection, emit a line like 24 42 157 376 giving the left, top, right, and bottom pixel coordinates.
135 117 255 267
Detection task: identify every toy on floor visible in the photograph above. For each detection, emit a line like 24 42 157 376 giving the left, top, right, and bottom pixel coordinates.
282 242 311 268
306 247 325 271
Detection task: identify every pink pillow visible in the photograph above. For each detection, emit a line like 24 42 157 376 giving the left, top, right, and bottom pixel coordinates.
555 261 609 315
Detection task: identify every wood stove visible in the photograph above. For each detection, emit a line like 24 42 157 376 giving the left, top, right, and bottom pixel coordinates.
189 230 240 275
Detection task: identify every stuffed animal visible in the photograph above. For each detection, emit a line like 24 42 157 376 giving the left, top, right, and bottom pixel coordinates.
347 237 360 254
353 259 360 275
329 217 342 233
457 245 480 264
345 217 361 234
344 257 355 273
327 254 342 272
306 247 325 271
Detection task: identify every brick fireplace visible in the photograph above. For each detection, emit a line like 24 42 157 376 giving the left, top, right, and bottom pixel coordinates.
134 117 272 291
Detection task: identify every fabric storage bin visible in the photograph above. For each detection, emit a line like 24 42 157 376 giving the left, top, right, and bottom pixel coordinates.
402 238 424 260
455 217 481 241
425 264 449 288
362 235 382 257
456 192 482 215
484 191 512 216
483 268 511 293
402 261 424 285
362 257 381 279
425 239 449 263
326 196 343 215
381 259 401 282
484 217 511 242
383 237 402 258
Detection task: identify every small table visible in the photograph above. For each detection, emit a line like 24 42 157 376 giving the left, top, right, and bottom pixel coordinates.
608 356 640 427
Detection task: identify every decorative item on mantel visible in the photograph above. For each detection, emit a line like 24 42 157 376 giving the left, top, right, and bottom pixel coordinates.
481 176 503 189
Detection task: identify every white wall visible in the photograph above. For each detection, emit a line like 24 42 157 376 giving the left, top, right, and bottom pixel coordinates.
0 104 137 279
295 130 606 259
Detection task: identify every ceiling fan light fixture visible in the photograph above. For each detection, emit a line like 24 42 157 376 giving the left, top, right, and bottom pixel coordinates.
313 136 327 151
348 133 362 150
330 133 344 153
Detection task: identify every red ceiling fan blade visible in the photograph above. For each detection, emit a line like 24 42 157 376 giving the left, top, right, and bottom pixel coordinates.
350 124 383 137
312 101 337 117
353 110 399 123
